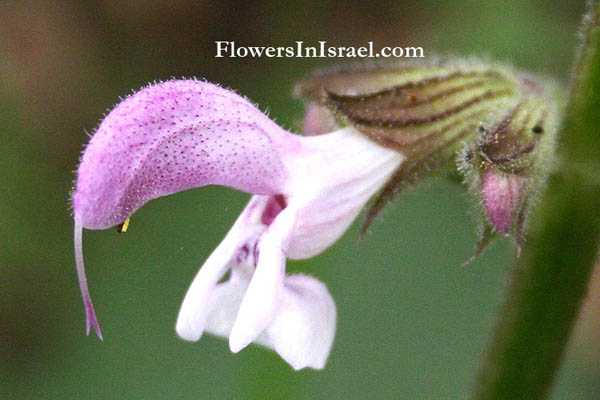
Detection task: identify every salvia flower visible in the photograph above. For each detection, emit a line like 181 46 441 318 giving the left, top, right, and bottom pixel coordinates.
73 79 403 369
72 59 562 370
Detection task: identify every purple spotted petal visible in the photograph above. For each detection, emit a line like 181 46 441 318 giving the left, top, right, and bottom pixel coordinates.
73 80 293 229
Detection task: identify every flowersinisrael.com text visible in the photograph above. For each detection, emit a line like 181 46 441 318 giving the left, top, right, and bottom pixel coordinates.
215 41 424 58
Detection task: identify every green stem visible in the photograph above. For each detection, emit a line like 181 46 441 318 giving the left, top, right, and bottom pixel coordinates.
472 2 600 399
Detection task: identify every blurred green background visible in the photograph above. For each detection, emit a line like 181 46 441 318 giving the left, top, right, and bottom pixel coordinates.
1 1 598 398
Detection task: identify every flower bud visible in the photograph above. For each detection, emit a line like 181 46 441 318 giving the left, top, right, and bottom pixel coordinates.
301 103 339 136
459 74 563 255
480 168 526 235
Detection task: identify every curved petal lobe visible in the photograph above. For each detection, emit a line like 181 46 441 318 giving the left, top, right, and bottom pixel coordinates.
228 206 297 352
265 274 337 370
73 80 293 229
176 196 269 341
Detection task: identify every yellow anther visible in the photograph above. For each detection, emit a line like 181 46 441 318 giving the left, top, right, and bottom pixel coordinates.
117 218 130 233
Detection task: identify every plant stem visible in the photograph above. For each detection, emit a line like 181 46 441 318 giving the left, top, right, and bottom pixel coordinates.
472 1 600 399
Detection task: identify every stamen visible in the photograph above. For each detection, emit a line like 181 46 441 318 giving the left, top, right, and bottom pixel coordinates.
116 218 130 233
74 222 103 340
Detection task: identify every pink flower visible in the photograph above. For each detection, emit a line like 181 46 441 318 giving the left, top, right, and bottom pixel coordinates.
73 79 404 369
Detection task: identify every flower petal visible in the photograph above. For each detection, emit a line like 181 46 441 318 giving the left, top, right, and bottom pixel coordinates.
202 269 250 339
283 126 405 258
176 196 268 341
73 80 295 229
264 274 336 370
203 272 336 371
228 206 297 353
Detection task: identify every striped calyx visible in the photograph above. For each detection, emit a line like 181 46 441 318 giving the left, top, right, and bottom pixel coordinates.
295 59 563 255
